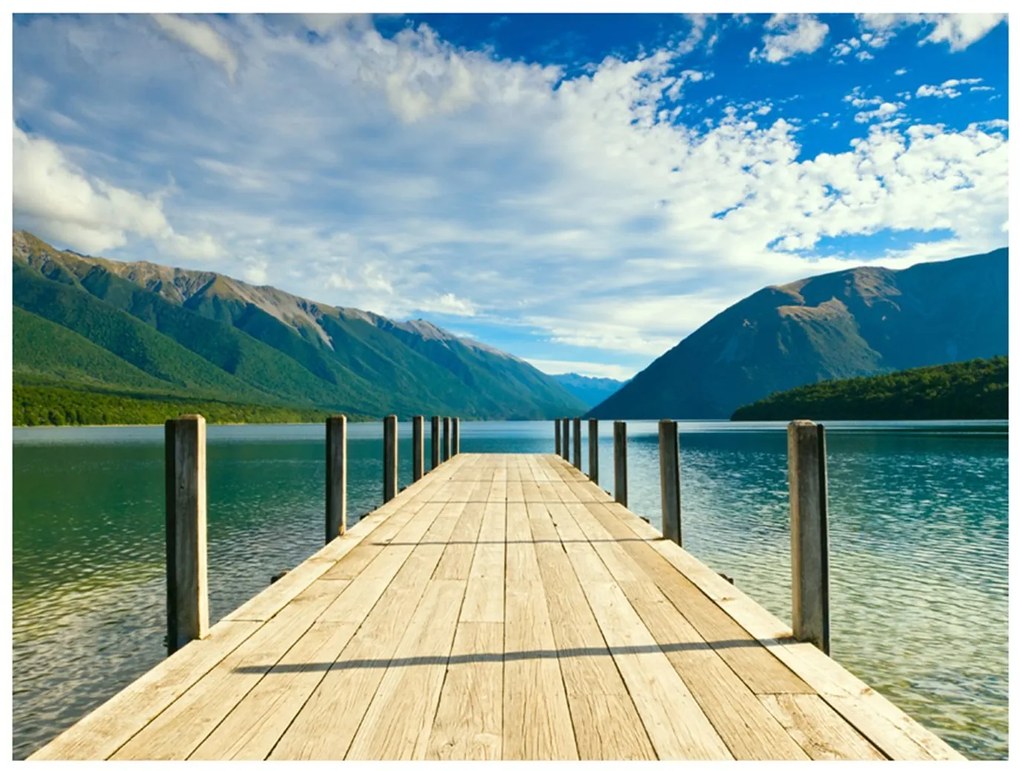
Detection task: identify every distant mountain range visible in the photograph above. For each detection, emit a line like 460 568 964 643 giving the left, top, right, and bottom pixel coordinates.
589 248 1008 419
12 231 587 422
550 373 626 408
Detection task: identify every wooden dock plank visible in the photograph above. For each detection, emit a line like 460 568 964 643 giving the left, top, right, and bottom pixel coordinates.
266 503 460 759
346 579 467 759
760 694 886 760
31 452 962 763
426 621 504 760
502 499 578 760
113 586 342 759
528 502 656 760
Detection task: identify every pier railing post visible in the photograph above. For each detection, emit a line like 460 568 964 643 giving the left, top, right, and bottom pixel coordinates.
452 417 460 456
383 415 398 502
562 418 570 462
659 419 681 546
588 419 599 484
555 419 562 456
430 415 440 470
326 415 347 543
412 415 424 482
788 420 830 654
442 417 451 462
613 420 628 507
572 417 582 471
165 414 209 655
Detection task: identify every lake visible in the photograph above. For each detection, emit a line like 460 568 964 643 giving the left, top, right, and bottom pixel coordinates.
11 419 1007 759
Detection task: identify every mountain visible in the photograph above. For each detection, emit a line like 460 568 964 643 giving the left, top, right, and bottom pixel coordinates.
731 357 1008 421
551 373 626 408
12 231 587 423
589 248 1008 419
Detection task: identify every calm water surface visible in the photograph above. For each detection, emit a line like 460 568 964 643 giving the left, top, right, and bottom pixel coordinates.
11 420 1007 759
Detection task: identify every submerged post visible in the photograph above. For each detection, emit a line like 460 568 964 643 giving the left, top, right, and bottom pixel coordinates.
383 415 398 502
658 419 681 546
555 419 562 456
165 414 209 655
442 417 451 461
430 415 440 470
562 418 570 462
572 417 582 471
452 417 460 456
588 419 599 484
326 415 347 543
788 420 830 654
613 420 628 507
412 415 424 482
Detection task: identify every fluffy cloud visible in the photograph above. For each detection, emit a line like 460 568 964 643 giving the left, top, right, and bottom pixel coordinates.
916 78 983 99
152 14 239 80
752 14 829 63
857 13 1006 52
11 14 1009 365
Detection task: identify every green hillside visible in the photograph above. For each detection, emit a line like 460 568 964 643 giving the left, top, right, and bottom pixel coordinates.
12 231 587 425
731 357 1007 421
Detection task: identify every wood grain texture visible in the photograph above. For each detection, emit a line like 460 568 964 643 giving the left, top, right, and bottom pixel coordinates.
31 452 960 762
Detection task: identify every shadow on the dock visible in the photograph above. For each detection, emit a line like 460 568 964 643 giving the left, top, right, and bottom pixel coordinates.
233 638 783 674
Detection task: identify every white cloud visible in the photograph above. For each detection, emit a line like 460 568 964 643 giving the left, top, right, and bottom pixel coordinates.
857 13 1005 52
925 14 1007 51
416 292 478 317
916 78 982 99
524 358 636 381
11 15 1009 368
152 14 239 80
752 14 829 63
13 125 219 260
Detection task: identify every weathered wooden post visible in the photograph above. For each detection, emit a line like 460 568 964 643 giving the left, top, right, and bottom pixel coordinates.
412 415 424 482
383 415 398 502
613 420 628 507
562 418 570 461
430 415 440 470
788 420 830 654
658 419 681 546
326 415 347 543
555 419 562 455
452 417 460 456
572 417 582 471
165 414 208 655
442 417 451 461
588 419 599 484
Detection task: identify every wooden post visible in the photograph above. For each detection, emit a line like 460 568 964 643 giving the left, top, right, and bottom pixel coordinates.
613 420 628 507
452 417 460 456
326 415 347 543
572 417 582 470
562 418 570 461
430 415 440 470
788 420 830 654
165 414 208 655
555 419 561 456
588 419 599 484
383 415 398 502
442 417 451 461
658 419 681 546
412 415 424 482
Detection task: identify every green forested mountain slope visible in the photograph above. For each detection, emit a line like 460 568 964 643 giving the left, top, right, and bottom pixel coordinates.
589 248 1007 419
731 357 1007 421
12 231 585 424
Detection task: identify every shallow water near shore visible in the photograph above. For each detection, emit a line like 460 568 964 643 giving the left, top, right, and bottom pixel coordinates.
12 419 1007 759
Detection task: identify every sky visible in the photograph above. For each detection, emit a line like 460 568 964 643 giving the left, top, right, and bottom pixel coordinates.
9 7 1011 381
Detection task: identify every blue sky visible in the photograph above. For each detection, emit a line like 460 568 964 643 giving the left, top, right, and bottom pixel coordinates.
10 9 1009 380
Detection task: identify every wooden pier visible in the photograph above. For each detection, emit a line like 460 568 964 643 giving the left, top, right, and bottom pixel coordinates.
30 451 962 760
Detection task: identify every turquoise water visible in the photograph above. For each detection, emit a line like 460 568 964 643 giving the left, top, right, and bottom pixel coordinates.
11 420 1007 759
